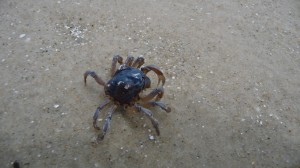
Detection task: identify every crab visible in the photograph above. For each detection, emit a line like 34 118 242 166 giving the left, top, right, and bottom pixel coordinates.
84 55 171 142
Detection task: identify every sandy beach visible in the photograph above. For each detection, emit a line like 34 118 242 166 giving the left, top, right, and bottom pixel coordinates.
1 0 299 167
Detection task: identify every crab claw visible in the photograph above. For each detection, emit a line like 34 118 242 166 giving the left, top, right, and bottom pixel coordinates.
141 65 165 87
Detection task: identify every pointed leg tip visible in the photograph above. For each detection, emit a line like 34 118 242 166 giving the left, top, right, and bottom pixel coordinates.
93 120 100 130
97 135 105 142
93 126 100 130
156 130 160 136
166 107 171 113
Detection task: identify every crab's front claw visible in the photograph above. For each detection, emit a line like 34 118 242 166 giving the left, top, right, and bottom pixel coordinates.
141 65 165 87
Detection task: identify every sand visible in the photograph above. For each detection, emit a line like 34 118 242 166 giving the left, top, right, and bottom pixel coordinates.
1 0 299 167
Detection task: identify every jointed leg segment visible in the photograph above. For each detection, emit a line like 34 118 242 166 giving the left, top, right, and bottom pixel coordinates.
141 65 165 86
140 87 164 102
125 56 134 66
134 104 160 136
84 70 106 86
97 105 117 141
93 99 111 130
111 55 123 77
143 101 171 113
132 56 145 68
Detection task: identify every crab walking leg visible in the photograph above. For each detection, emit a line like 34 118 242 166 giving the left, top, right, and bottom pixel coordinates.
97 105 117 141
84 71 106 86
140 87 164 102
142 101 171 113
134 104 160 136
132 56 145 68
125 56 134 66
141 65 165 86
111 55 123 77
93 99 111 130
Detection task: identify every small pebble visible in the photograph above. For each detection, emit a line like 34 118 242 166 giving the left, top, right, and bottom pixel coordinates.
19 34 26 38
149 135 155 140
196 75 202 79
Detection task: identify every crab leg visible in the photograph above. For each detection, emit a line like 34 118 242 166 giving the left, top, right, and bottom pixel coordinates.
93 99 111 130
125 56 134 66
111 55 123 77
141 65 165 86
97 105 117 141
140 87 164 102
84 70 106 86
132 56 145 68
142 101 171 113
134 104 160 136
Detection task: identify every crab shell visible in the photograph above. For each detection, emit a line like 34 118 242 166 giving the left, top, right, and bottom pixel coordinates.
104 66 150 105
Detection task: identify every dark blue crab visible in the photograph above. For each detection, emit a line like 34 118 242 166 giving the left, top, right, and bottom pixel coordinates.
84 55 171 142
